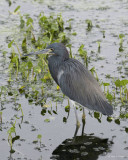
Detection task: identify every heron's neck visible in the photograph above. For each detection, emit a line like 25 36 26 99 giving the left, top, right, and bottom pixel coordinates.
48 56 65 84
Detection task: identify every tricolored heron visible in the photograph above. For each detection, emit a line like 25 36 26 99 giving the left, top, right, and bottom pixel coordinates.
25 43 113 127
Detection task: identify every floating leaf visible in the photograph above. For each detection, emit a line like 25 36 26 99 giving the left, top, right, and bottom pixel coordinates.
63 117 67 123
94 112 100 119
107 117 113 122
41 109 46 116
12 136 20 144
44 119 50 123
115 119 120 125
53 110 57 114
125 128 128 133
48 110 52 115
65 105 70 112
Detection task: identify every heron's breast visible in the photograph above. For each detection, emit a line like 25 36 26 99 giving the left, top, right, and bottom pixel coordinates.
57 69 64 82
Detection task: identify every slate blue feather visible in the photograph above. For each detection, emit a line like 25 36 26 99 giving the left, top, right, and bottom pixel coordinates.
47 43 113 116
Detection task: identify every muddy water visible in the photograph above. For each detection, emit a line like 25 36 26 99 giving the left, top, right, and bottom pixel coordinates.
0 0 128 160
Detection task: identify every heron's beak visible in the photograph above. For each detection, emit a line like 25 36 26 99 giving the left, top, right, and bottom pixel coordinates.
24 49 54 57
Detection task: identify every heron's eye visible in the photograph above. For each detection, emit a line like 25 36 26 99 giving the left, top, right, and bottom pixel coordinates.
50 48 54 52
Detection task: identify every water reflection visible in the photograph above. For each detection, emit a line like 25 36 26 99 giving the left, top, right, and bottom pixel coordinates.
51 133 113 160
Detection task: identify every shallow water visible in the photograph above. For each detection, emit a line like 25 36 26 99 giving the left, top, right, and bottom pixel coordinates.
0 0 128 160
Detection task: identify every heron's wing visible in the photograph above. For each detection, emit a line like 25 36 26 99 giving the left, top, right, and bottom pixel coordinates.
57 59 113 116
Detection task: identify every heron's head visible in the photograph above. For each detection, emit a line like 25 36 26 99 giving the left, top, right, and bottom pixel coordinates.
47 43 69 58
24 43 69 60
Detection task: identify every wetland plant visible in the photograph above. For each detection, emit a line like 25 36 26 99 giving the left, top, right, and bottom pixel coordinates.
114 79 128 102
0 112 2 124
119 34 125 52
7 121 16 153
101 30 105 38
97 41 101 53
37 134 42 146
78 44 88 67
85 19 93 31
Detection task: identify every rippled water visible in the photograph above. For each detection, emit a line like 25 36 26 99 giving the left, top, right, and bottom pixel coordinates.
0 0 128 159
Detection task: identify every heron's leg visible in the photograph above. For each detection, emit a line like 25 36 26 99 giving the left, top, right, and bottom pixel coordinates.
82 107 86 136
82 107 86 120
74 106 80 127
70 100 80 127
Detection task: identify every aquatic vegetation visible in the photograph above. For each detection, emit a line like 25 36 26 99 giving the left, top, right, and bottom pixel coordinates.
101 30 105 38
0 112 2 124
90 67 99 81
85 19 93 31
94 112 101 123
119 34 125 52
37 134 42 145
114 79 128 102
78 44 88 67
44 118 50 122
0 1 128 159
7 121 17 153
97 41 101 53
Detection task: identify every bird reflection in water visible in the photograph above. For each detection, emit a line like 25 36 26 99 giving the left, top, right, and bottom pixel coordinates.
51 115 113 160
51 132 113 160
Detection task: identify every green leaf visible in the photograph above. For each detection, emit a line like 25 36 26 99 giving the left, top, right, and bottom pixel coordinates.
7 127 15 134
63 117 67 123
48 110 52 115
58 32 66 38
20 17 25 28
27 61 33 69
42 36 50 43
106 93 113 101
41 109 46 116
10 149 15 153
107 117 113 122
94 112 100 119
53 110 57 114
119 34 125 39
33 140 38 144
12 136 20 144
72 32 77 36
14 6 20 13
103 83 110 86
44 119 50 123
37 134 42 140
115 79 121 87
115 119 120 125
125 113 128 118
51 23 58 31
125 127 128 133
8 40 14 48
65 105 70 112
26 17 33 26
